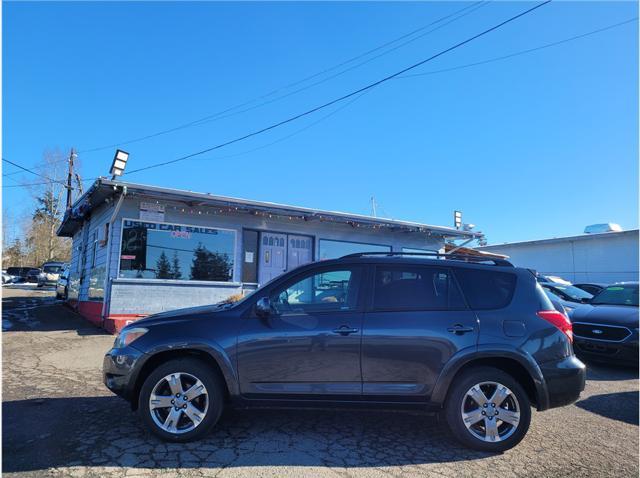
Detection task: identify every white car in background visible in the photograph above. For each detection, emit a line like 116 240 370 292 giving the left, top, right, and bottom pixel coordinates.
37 261 66 287
2 270 15 284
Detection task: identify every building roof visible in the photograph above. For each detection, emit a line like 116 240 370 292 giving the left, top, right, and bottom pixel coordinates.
58 178 480 240
443 243 508 259
479 228 639 250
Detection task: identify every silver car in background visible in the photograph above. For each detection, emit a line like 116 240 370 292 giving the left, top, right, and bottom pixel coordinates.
37 261 66 287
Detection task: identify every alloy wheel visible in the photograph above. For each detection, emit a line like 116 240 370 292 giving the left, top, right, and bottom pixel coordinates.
148 372 209 434
460 381 521 443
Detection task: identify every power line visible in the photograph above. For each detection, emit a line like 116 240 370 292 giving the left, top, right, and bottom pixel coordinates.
121 0 552 176
1 158 69 188
6 9 633 191
2 92 371 190
168 1 491 133
78 1 488 154
399 16 637 79
2 155 69 178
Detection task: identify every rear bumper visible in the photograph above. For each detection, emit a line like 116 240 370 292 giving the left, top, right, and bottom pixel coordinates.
539 355 586 410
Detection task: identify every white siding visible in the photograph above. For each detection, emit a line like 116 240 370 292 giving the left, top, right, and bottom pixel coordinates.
480 230 639 283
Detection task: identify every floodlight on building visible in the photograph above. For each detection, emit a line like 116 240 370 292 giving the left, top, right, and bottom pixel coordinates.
110 149 130 179
454 210 462 229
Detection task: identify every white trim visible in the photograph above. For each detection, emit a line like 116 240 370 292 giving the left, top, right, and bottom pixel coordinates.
116 217 238 283
112 278 242 287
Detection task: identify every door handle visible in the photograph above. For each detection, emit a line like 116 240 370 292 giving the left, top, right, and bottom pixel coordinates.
332 326 359 336
447 324 475 335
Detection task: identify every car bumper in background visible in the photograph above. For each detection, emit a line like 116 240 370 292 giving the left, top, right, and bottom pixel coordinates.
574 337 639 366
539 354 586 410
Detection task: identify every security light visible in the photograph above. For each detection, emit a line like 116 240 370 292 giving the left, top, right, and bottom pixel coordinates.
110 149 130 179
454 210 462 229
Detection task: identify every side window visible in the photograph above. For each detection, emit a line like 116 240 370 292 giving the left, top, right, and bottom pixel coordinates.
271 268 360 314
373 266 465 311
454 268 517 310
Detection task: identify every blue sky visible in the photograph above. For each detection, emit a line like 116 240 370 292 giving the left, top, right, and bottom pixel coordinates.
3 1 638 245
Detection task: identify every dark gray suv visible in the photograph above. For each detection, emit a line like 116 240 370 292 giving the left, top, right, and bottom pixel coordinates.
104 253 586 452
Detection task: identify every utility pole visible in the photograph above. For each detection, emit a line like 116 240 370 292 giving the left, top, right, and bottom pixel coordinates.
66 148 76 210
370 196 377 217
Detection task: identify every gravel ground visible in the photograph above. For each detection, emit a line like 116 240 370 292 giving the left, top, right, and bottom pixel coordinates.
3 287 638 477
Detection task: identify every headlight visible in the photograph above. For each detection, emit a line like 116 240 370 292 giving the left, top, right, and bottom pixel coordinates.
114 327 148 348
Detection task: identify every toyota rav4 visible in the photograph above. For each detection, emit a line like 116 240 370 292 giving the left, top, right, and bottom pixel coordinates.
104 252 586 452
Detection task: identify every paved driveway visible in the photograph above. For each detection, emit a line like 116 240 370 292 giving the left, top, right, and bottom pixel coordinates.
3 288 638 477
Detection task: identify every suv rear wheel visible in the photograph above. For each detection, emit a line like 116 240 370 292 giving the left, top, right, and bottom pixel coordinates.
445 366 531 452
138 358 224 442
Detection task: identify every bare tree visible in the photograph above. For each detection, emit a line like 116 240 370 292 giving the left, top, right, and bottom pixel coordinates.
22 149 79 265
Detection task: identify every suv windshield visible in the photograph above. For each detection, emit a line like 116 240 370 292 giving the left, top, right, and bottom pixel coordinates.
43 265 62 273
591 284 639 307
545 284 593 302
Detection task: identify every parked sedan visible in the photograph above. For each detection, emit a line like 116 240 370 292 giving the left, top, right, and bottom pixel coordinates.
540 283 593 316
571 282 639 366
573 283 608 296
25 268 42 283
2 270 15 284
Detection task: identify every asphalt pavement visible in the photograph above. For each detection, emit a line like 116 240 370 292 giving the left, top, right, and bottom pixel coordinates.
2 286 638 477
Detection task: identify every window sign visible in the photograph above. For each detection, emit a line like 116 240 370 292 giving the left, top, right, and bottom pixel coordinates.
119 219 236 282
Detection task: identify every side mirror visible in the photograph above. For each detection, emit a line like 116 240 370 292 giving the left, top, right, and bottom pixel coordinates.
255 297 272 318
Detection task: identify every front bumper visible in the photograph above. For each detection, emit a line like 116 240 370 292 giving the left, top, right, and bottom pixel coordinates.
103 345 145 402
539 354 586 410
574 337 639 365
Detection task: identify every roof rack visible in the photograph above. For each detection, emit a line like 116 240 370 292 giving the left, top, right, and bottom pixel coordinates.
340 251 513 267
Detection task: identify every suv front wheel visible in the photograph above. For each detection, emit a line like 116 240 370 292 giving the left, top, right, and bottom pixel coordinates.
445 366 531 452
138 358 224 442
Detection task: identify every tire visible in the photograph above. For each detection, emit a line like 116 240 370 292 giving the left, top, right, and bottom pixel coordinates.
138 358 224 442
445 366 531 452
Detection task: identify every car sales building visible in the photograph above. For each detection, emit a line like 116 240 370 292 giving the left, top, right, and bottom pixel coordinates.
57 179 479 333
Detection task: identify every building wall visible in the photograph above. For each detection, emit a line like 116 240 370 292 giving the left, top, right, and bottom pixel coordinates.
68 194 447 330
480 230 639 283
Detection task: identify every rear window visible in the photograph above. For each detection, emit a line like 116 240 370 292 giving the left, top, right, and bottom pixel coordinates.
591 284 639 307
454 269 517 310
373 266 466 311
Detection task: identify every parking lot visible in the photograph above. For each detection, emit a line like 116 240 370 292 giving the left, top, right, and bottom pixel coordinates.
2 287 638 478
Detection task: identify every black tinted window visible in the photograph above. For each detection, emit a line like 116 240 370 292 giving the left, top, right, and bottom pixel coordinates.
373 266 465 310
454 269 517 310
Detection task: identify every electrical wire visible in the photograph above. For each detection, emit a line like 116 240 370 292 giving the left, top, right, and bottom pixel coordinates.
78 1 488 154
120 0 552 176
399 16 637 79
7 6 635 192
1 158 69 188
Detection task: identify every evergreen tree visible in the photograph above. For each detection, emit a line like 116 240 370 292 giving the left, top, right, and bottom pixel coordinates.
155 251 172 279
190 243 232 281
170 251 182 279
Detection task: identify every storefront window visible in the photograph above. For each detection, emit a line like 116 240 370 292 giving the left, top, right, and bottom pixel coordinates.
318 239 390 260
119 219 236 282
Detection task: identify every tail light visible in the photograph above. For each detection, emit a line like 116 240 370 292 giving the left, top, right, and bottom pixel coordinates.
537 310 573 343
